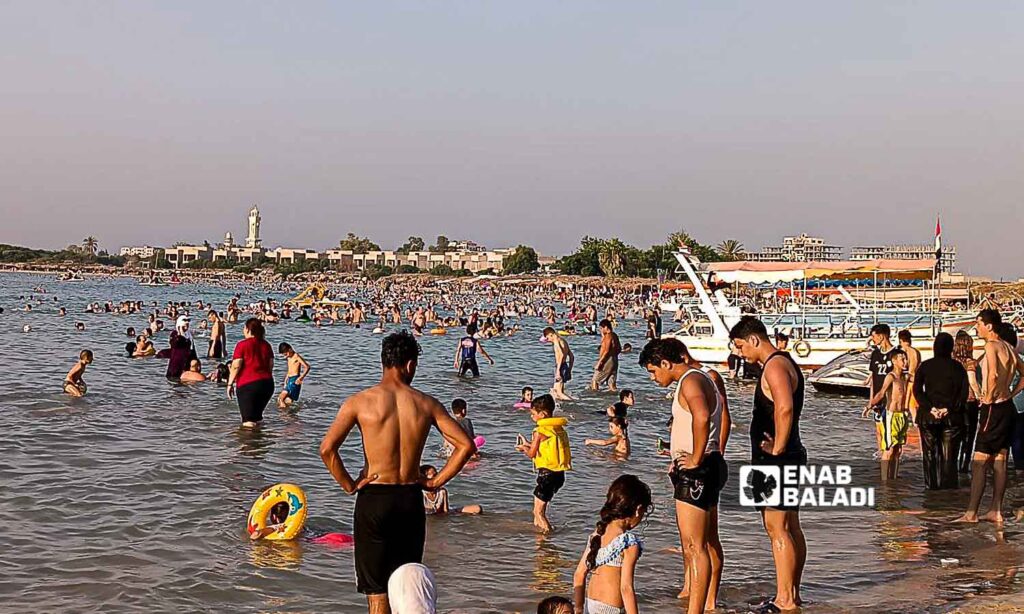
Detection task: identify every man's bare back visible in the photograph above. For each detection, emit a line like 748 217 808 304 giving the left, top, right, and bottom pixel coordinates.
983 339 1018 404
348 383 444 484
319 331 474 612
321 378 473 488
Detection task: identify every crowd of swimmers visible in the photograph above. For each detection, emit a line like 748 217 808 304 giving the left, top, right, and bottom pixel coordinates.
25 277 1024 613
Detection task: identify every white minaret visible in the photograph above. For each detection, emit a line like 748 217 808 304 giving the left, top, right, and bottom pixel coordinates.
246 205 262 248
223 232 234 249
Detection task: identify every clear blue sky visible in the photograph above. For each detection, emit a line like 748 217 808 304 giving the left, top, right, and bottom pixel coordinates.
1 2 1021 276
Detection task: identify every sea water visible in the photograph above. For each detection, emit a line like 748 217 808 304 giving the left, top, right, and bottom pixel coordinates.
1 274 1021 612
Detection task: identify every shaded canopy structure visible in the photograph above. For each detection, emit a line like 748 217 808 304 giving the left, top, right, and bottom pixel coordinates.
706 259 938 285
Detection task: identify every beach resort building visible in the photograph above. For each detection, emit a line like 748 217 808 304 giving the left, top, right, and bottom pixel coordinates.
121 206 550 272
851 244 956 272
119 245 162 259
747 234 843 262
164 245 213 267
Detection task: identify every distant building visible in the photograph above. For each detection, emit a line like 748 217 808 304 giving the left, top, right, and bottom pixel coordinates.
851 244 956 272
452 240 486 252
119 245 162 259
747 234 843 262
267 247 322 264
164 245 212 267
246 205 262 249
126 206 551 273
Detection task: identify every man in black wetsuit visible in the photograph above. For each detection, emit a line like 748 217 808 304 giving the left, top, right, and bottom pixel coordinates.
730 316 807 613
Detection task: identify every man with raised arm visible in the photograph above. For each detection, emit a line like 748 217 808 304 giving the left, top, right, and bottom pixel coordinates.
320 330 476 614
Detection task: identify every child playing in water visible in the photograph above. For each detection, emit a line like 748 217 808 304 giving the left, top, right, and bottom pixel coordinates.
619 389 634 409
585 416 631 458
605 402 629 420
134 335 155 357
454 323 494 377
516 386 534 408
536 596 573 614
866 349 910 481
207 362 230 384
63 349 93 397
516 394 572 533
445 399 479 458
277 343 310 409
249 502 290 540
419 465 483 515
248 496 353 545
572 475 651 614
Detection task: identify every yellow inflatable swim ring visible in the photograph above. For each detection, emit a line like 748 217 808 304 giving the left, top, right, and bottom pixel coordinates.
430 328 447 335
557 330 573 336
247 483 307 540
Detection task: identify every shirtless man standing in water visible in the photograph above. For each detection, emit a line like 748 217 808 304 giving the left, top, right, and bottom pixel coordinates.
955 309 1024 524
207 310 226 360
320 331 475 614
543 327 575 401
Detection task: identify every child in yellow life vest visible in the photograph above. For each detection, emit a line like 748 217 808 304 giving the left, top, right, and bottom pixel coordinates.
516 393 572 533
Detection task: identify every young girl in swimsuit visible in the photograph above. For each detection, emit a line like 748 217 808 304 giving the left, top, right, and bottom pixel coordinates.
585 417 631 458
572 475 652 614
419 465 482 515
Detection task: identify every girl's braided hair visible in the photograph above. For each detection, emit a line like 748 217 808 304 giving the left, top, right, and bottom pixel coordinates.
585 474 652 571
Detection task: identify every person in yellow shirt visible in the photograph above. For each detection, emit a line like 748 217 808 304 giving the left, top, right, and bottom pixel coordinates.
516 394 572 533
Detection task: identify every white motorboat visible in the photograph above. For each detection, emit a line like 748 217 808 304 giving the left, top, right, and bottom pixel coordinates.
807 350 871 396
662 249 972 369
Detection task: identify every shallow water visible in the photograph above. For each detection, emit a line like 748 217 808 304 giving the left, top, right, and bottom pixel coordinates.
2 273 1022 613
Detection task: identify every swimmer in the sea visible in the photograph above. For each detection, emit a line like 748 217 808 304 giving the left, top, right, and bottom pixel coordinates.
134 335 156 357
277 342 310 409
420 465 482 515
248 500 354 545
180 359 208 383
63 349 93 397
585 416 630 458
249 502 290 540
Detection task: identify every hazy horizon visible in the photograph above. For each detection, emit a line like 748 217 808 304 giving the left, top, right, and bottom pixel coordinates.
2 2 1022 277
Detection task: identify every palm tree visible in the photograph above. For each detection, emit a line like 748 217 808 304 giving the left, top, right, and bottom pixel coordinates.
716 239 745 261
82 236 99 255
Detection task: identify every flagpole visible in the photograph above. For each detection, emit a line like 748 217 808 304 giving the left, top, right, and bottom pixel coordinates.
934 215 942 333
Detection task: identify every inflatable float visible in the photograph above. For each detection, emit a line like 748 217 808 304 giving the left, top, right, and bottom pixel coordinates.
248 483 308 541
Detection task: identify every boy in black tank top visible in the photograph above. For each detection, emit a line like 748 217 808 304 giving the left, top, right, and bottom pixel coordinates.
751 351 806 465
730 316 806 613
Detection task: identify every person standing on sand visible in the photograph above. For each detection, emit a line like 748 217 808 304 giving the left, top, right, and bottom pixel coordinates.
954 310 1024 524
320 331 475 614
543 327 575 401
590 319 621 392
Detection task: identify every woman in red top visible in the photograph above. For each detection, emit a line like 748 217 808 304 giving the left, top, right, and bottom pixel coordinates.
228 318 275 427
